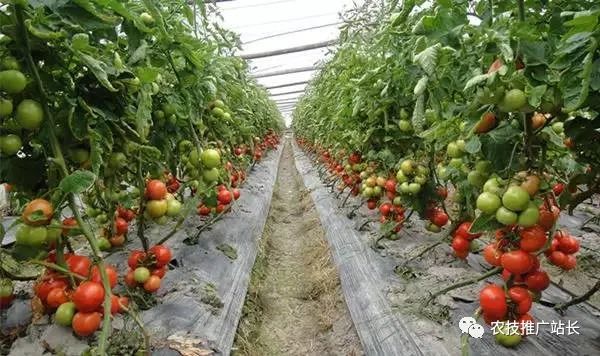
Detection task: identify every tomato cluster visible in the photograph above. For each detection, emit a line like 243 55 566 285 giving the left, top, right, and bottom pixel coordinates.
15 199 61 250
124 245 172 294
33 255 127 337
144 180 182 223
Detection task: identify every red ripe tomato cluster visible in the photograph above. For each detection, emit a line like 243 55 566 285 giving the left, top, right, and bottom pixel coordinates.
450 222 482 259
479 283 535 332
545 230 580 270
164 172 181 193
34 255 127 337
196 184 241 216
425 204 449 232
253 131 280 161
125 245 172 293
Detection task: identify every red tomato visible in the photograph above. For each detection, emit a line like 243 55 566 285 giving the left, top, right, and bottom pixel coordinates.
432 211 449 227
46 288 69 309
72 282 104 313
115 217 128 235
118 296 129 313
367 199 377 210
501 250 534 275
454 222 481 240
451 236 470 253
118 207 136 222
145 179 167 200
62 217 78 236
22 199 54 226
519 225 547 252
0 295 14 309
379 202 392 217
152 266 168 278
143 275 161 293
558 235 580 254
436 186 448 199
35 278 68 303
549 250 567 267
109 234 125 247
483 244 503 266
66 255 92 278
525 270 550 291
552 183 565 196
479 284 507 319
232 188 241 200
90 265 118 289
384 179 396 193
562 254 577 270
508 286 533 314
72 312 101 336
198 205 211 216
124 270 137 287
108 294 120 315
217 189 233 205
149 245 172 268
454 249 469 259
128 250 146 269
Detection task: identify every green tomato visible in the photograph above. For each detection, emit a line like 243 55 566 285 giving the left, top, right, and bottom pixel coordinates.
46 221 61 245
496 206 518 225
168 114 177 125
95 213 108 224
163 103 177 116
134 267 151 283
153 110 165 120
467 171 487 187
362 186 374 198
213 99 225 109
502 186 530 212
396 170 408 183
414 175 427 185
109 152 126 169
189 148 201 167
476 192 502 214
178 140 193 152
393 196 402 206
449 158 463 169
0 278 14 298
55 302 76 326
0 98 13 117
400 160 415 176
0 70 27 94
475 160 492 175
399 182 411 193
416 165 429 176
0 134 22 155
399 108 409 120
166 199 182 217
495 325 522 347
154 215 169 225
483 177 502 195
212 107 225 117
551 121 564 134
98 237 111 251
202 167 220 182
140 12 155 25
500 89 527 112
70 148 90 164
201 149 221 169
455 139 466 151
426 222 441 233
373 186 383 197
1 57 20 70
151 82 159 95
222 112 232 120
189 180 200 189
437 166 449 180
446 142 463 158
398 120 412 132
26 226 48 247
518 204 540 227
16 99 44 130
407 182 421 194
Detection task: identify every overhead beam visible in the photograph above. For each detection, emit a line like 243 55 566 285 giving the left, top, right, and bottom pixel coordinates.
270 89 305 97
244 22 342 44
253 66 317 78
265 80 309 90
241 39 337 59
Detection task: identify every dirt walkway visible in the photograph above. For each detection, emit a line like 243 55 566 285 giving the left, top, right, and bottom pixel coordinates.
234 137 362 356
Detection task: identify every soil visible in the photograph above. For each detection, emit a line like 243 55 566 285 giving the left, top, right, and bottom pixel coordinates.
234 138 362 356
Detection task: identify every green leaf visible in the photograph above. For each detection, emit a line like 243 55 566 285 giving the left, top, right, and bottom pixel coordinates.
464 136 481 154
464 73 490 91
59 170 96 194
470 213 503 233
527 84 547 108
76 52 118 92
413 44 440 76
136 67 159 84
413 76 428 96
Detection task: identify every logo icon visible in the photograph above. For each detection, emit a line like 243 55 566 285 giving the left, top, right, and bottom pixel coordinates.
459 317 485 338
